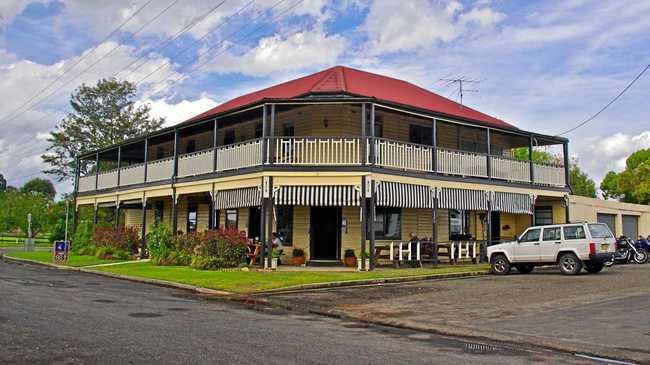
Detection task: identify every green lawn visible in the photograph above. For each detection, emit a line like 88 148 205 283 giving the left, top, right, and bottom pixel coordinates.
92 262 489 293
0 236 52 247
5 251 124 267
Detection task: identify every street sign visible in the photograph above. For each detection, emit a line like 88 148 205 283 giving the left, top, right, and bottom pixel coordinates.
53 241 70 263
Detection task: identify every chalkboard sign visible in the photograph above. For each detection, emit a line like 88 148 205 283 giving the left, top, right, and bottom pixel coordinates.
53 241 70 263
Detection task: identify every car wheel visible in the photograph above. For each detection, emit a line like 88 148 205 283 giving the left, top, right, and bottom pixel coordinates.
490 254 511 275
584 261 603 274
515 264 534 274
558 253 582 275
633 250 648 264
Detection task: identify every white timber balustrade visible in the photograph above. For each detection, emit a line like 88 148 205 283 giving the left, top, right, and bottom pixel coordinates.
374 138 433 172
436 148 488 177
216 139 262 172
490 156 531 182
178 149 214 177
78 175 96 192
119 164 145 186
97 170 118 189
146 157 174 182
274 137 361 165
533 163 566 187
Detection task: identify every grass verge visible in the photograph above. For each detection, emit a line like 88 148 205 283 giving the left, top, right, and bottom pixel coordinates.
91 262 489 293
5 251 124 267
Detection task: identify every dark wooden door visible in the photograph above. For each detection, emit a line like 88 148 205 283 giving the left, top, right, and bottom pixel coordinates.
490 211 501 242
310 206 341 260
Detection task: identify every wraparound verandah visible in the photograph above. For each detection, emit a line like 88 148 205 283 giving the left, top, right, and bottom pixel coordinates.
76 175 568 268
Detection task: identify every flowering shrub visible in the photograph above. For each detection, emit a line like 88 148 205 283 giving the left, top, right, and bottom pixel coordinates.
92 226 140 253
189 228 249 270
147 224 192 266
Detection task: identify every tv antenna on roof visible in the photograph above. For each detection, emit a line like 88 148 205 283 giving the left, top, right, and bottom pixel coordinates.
439 77 480 105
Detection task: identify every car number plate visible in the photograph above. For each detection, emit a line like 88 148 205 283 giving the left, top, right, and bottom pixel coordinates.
601 244 609 251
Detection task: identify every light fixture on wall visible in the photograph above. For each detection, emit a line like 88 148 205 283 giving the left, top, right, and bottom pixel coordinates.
323 118 329 128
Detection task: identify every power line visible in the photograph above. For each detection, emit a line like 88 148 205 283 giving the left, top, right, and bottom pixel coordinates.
0 0 180 125
145 0 301 99
556 64 650 136
0 0 155 123
114 0 230 82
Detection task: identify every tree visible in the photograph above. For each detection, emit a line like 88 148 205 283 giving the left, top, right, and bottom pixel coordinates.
513 147 562 165
20 178 56 200
0 190 62 237
600 149 650 204
42 78 164 181
569 162 596 198
0 173 6 192
600 171 622 200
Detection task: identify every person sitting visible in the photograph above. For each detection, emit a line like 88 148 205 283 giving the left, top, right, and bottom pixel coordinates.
271 232 284 264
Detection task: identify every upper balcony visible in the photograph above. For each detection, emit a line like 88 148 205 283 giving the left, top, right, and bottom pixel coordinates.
76 102 568 194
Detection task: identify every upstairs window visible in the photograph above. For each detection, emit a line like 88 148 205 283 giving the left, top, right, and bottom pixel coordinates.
186 139 196 154
283 123 295 137
255 123 263 138
223 130 236 145
409 124 433 145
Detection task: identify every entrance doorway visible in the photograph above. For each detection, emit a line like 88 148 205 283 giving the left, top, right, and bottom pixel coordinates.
248 206 261 240
490 211 501 243
310 206 341 260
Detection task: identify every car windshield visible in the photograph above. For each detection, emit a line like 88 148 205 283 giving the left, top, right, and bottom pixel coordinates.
588 224 614 239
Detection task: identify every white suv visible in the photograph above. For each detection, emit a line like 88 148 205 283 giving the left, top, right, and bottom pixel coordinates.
487 222 616 275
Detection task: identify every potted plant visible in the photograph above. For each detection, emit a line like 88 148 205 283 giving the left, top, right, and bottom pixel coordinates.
292 248 305 265
357 251 371 271
344 249 357 267
265 248 280 270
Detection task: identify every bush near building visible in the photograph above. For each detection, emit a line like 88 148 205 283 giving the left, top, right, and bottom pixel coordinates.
147 224 249 270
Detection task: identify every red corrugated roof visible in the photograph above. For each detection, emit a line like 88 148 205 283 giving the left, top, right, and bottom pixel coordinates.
186 66 514 129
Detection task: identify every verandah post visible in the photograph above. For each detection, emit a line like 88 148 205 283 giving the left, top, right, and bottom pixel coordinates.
369 180 376 271
361 103 366 165
529 135 534 184
213 118 218 172
369 103 376 165
171 189 178 235
486 128 492 179
360 176 367 270
432 118 437 173
140 196 147 259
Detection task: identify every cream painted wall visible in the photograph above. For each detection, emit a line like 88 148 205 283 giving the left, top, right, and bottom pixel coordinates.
570 195 650 236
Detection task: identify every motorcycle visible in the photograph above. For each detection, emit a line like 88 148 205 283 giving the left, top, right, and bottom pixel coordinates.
603 236 648 266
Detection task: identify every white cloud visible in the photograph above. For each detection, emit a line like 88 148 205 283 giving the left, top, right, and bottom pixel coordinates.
0 0 43 27
573 131 650 183
141 96 219 126
360 0 506 55
201 29 346 77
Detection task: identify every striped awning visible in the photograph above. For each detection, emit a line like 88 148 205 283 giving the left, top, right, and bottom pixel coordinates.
376 181 434 208
491 192 536 215
214 187 261 210
274 185 361 206
436 187 489 211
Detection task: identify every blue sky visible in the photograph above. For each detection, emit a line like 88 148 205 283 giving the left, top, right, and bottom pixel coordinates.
0 0 649 195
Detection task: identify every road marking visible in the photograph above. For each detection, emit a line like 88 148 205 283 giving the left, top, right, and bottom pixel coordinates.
574 353 637 365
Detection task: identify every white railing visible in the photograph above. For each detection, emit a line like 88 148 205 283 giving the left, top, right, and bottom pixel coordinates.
274 137 361 165
119 164 145 186
533 163 566 187
436 148 488 177
490 156 530 183
78 175 96 192
97 170 118 190
178 149 214 177
216 139 262 172
146 157 173 182
374 139 432 172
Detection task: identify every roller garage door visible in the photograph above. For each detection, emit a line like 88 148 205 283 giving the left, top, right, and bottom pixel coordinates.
622 215 639 238
597 213 616 236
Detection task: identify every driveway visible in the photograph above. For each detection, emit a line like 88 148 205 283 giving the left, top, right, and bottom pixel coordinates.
0 260 599 364
263 264 650 363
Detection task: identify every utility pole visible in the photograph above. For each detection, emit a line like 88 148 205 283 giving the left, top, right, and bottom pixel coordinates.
440 77 480 105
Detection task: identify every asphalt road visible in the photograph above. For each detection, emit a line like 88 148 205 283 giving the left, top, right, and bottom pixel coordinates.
266 264 650 364
0 260 599 365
